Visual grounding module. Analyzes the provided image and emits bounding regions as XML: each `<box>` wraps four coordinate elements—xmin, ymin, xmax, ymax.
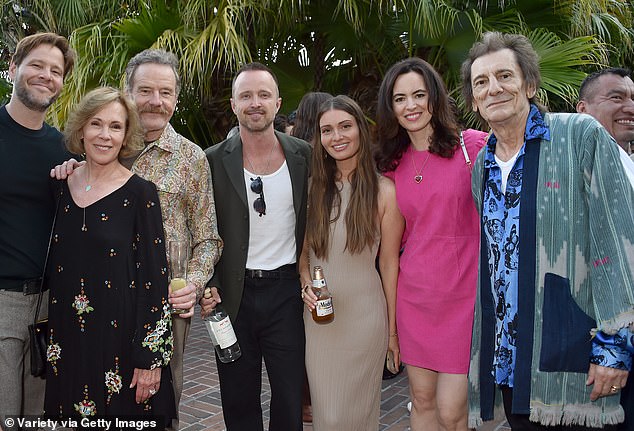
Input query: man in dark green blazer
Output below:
<box><xmin>203</xmin><ymin>62</ymin><xmax>311</xmax><ymax>431</ymax></box>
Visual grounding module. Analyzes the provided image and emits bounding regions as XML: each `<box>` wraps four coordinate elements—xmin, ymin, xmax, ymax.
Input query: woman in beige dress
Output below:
<box><xmin>300</xmin><ymin>95</ymin><xmax>404</xmax><ymax>430</ymax></box>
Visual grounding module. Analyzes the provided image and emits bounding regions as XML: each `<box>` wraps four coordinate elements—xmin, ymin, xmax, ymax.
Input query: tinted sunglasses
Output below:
<box><xmin>250</xmin><ymin>176</ymin><xmax>266</xmax><ymax>217</ymax></box>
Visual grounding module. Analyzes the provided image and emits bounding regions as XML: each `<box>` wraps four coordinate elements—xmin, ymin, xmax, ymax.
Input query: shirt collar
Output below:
<box><xmin>143</xmin><ymin>123</ymin><xmax>179</xmax><ymax>154</ymax></box>
<box><xmin>484</xmin><ymin>104</ymin><xmax>550</xmax><ymax>164</ymax></box>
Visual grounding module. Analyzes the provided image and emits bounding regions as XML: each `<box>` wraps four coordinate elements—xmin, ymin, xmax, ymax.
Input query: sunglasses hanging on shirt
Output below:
<box><xmin>250</xmin><ymin>176</ymin><xmax>266</xmax><ymax>217</ymax></box>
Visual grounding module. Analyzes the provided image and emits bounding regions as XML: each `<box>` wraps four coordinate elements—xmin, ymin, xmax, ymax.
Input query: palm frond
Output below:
<box><xmin>529</xmin><ymin>28</ymin><xmax>603</xmax><ymax>108</ymax></box>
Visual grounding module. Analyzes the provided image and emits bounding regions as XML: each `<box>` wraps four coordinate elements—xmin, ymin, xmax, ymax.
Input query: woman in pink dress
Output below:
<box><xmin>375</xmin><ymin>57</ymin><xmax>487</xmax><ymax>431</ymax></box>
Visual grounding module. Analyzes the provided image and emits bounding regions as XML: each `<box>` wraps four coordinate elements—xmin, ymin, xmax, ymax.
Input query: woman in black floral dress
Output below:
<box><xmin>44</xmin><ymin>87</ymin><xmax>175</xmax><ymax>425</ymax></box>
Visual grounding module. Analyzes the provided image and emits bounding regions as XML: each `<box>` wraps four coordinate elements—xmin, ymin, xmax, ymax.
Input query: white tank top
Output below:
<box><xmin>244</xmin><ymin>161</ymin><xmax>296</xmax><ymax>269</ymax></box>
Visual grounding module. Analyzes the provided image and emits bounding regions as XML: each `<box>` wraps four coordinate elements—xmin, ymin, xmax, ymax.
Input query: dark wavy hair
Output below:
<box><xmin>375</xmin><ymin>57</ymin><xmax>459</xmax><ymax>173</ymax></box>
<box><xmin>308</xmin><ymin>95</ymin><xmax>378</xmax><ymax>259</ymax></box>
<box><xmin>291</xmin><ymin>92</ymin><xmax>333</xmax><ymax>145</ymax></box>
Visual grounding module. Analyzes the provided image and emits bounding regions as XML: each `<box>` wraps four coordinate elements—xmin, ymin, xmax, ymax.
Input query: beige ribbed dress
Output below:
<box><xmin>304</xmin><ymin>181</ymin><xmax>388</xmax><ymax>431</ymax></box>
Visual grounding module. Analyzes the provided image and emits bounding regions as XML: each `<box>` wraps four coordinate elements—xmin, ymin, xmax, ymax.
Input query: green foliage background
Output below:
<box><xmin>1</xmin><ymin>0</ymin><xmax>632</xmax><ymax>148</ymax></box>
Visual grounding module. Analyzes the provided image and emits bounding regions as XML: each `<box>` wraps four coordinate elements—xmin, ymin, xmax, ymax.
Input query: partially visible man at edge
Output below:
<box><xmin>0</xmin><ymin>32</ymin><xmax>75</xmax><ymax>427</ymax></box>
<box><xmin>462</xmin><ymin>32</ymin><xmax>634</xmax><ymax>430</ymax></box>
<box><xmin>577</xmin><ymin>67</ymin><xmax>634</xmax><ymax>188</ymax></box>
<box><xmin>202</xmin><ymin>62</ymin><xmax>311</xmax><ymax>431</ymax></box>
<box><xmin>53</xmin><ymin>49</ymin><xmax>223</xmax><ymax>430</ymax></box>
<box><xmin>577</xmin><ymin>67</ymin><xmax>634</xmax><ymax>431</ymax></box>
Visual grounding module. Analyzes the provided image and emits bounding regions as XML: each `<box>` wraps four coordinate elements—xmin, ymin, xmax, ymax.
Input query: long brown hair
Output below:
<box><xmin>375</xmin><ymin>57</ymin><xmax>459</xmax><ymax>173</ymax></box>
<box><xmin>308</xmin><ymin>95</ymin><xmax>378</xmax><ymax>259</ymax></box>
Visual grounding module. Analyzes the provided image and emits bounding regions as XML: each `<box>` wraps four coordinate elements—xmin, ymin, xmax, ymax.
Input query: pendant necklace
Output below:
<box><xmin>84</xmin><ymin>166</ymin><xmax>93</xmax><ymax>192</ymax></box>
<box><xmin>411</xmin><ymin>150</ymin><xmax>431</xmax><ymax>184</ymax></box>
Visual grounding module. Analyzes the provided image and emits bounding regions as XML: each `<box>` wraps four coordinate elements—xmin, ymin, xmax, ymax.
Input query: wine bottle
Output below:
<box><xmin>311</xmin><ymin>265</ymin><xmax>334</xmax><ymax>323</ymax></box>
<box><xmin>203</xmin><ymin>304</ymin><xmax>242</xmax><ymax>363</ymax></box>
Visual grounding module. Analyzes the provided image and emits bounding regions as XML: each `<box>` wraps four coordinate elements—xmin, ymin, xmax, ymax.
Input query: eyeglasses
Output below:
<box><xmin>250</xmin><ymin>176</ymin><xmax>266</xmax><ymax>217</ymax></box>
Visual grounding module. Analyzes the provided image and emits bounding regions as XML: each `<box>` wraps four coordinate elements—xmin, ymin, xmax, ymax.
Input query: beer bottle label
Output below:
<box><xmin>315</xmin><ymin>297</ymin><xmax>333</xmax><ymax>317</ymax></box>
<box><xmin>312</xmin><ymin>278</ymin><xmax>326</xmax><ymax>288</ymax></box>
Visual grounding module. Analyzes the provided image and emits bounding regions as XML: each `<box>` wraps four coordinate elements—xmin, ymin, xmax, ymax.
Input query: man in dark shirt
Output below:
<box><xmin>0</xmin><ymin>33</ymin><xmax>75</xmax><ymax>424</ymax></box>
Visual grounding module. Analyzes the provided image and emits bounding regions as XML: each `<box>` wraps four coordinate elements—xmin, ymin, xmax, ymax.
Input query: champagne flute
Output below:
<box><xmin>169</xmin><ymin>240</ymin><xmax>189</xmax><ymax>314</ymax></box>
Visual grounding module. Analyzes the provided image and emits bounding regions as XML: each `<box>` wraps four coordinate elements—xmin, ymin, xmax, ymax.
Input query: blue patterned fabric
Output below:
<box><xmin>591</xmin><ymin>328</ymin><xmax>633</xmax><ymax>370</ymax></box>
<box><xmin>481</xmin><ymin>105</ymin><xmax>550</xmax><ymax>386</ymax></box>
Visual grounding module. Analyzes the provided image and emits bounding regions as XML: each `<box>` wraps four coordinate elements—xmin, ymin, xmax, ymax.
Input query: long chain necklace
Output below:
<box><xmin>244</xmin><ymin>140</ymin><xmax>276</xmax><ymax>176</ymax></box>
<box><xmin>411</xmin><ymin>150</ymin><xmax>431</xmax><ymax>184</ymax></box>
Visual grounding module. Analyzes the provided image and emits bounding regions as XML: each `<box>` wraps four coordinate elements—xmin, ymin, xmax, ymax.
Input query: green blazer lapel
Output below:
<box><xmin>222</xmin><ymin>135</ymin><xmax>248</xmax><ymax>210</ymax></box>
<box><xmin>279</xmin><ymin>134</ymin><xmax>308</xmax><ymax>217</ymax></box>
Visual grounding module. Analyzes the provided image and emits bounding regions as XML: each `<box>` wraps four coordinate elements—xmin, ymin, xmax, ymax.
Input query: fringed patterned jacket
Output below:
<box><xmin>469</xmin><ymin>111</ymin><xmax>634</xmax><ymax>428</ymax></box>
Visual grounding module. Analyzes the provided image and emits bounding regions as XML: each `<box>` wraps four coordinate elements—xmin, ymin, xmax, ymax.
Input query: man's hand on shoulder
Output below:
<box><xmin>50</xmin><ymin>158</ymin><xmax>84</xmax><ymax>179</ymax></box>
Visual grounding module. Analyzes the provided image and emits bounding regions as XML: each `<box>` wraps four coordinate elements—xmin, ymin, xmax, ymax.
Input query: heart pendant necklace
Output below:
<box><xmin>411</xmin><ymin>151</ymin><xmax>431</xmax><ymax>184</ymax></box>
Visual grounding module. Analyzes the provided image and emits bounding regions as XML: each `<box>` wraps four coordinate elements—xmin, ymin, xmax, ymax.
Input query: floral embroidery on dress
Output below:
<box><xmin>105</xmin><ymin>357</ymin><xmax>122</xmax><ymax>405</ymax></box>
<box><xmin>73</xmin><ymin>293</ymin><xmax>93</xmax><ymax>315</ymax></box>
<box><xmin>141</xmin><ymin>301</ymin><xmax>173</xmax><ymax>368</ymax></box>
<box><xmin>74</xmin><ymin>385</ymin><xmax>96</xmax><ymax>416</ymax></box>
<box><xmin>73</xmin><ymin>278</ymin><xmax>94</xmax><ymax>331</ymax></box>
<box><xmin>47</xmin><ymin>330</ymin><xmax>61</xmax><ymax>376</ymax></box>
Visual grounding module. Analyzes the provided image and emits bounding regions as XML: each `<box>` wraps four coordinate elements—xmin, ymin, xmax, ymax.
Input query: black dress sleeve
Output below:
<box><xmin>130</xmin><ymin>176</ymin><xmax>174</xmax><ymax>370</ymax></box>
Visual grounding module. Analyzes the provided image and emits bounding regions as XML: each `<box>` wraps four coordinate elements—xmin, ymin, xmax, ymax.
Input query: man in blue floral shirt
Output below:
<box><xmin>462</xmin><ymin>32</ymin><xmax>634</xmax><ymax>430</ymax></box>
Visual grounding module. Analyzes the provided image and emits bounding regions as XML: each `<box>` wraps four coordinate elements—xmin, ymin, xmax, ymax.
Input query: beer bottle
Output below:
<box><xmin>311</xmin><ymin>266</ymin><xmax>334</xmax><ymax>323</ymax></box>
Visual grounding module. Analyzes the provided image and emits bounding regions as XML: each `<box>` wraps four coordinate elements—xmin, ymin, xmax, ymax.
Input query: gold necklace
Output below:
<box><xmin>411</xmin><ymin>151</ymin><xmax>431</xmax><ymax>184</ymax></box>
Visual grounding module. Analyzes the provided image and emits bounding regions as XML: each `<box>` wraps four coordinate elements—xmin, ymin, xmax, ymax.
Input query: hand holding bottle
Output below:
<box><xmin>200</xmin><ymin>286</ymin><xmax>222</xmax><ymax>317</ymax></box>
<box><xmin>309</xmin><ymin>266</ymin><xmax>334</xmax><ymax>323</ymax></box>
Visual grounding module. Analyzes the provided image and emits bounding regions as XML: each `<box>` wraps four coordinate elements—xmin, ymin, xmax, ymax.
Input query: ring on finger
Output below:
<box><xmin>149</xmin><ymin>388</ymin><xmax>157</xmax><ymax>395</ymax></box>
<box><xmin>610</xmin><ymin>385</ymin><xmax>620</xmax><ymax>392</ymax></box>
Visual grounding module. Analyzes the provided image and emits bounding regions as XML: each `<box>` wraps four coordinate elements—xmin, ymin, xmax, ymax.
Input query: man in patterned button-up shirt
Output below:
<box><xmin>124</xmin><ymin>49</ymin><xmax>222</xmax><ymax>430</ymax></box>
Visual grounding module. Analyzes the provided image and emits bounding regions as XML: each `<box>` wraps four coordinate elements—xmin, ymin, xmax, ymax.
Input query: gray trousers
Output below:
<box><xmin>0</xmin><ymin>290</ymin><xmax>48</xmax><ymax>426</ymax></box>
<box><xmin>167</xmin><ymin>315</ymin><xmax>191</xmax><ymax>431</ymax></box>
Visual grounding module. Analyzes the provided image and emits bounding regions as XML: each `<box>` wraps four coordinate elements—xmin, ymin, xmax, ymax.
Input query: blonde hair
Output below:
<box><xmin>64</xmin><ymin>87</ymin><xmax>144</xmax><ymax>159</ymax></box>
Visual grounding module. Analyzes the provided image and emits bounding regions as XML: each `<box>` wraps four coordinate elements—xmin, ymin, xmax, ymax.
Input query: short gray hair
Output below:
<box><xmin>125</xmin><ymin>49</ymin><xmax>181</xmax><ymax>96</ymax></box>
